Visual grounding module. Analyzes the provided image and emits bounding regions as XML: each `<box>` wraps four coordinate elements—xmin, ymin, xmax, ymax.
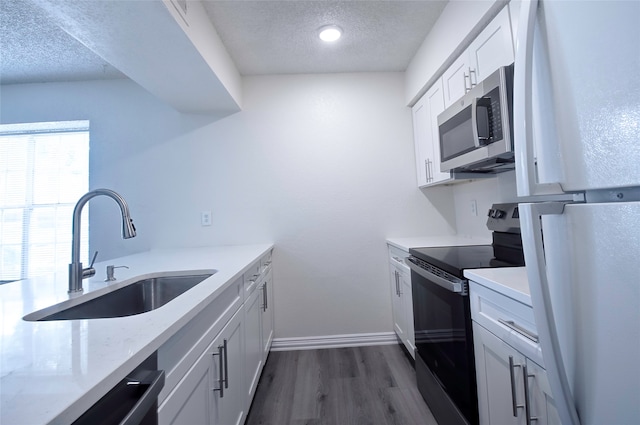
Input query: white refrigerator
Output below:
<box><xmin>514</xmin><ymin>1</ymin><xmax>640</xmax><ymax>425</ymax></box>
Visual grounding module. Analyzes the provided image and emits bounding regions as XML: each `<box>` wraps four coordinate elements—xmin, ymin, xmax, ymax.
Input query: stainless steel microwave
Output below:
<box><xmin>438</xmin><ymin>64</ymin><xmax>514</xmax><ymax>173</ymax></box>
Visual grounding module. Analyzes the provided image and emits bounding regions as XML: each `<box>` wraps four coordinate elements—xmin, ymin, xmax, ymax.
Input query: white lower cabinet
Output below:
<box><xmin>473</xmin><ymin>323</ymin><xmax>559</xmax><ymax>425</ymax></box>
<box><xmin>213</xmin><ymin>309</ymin><xmax>245</xmax><ymax>425</ymax></box>
<box><xmin>260</xmin><ymin>268</ymin><xmax>274</xmax><ymax>360</ymax></box>
<box><xmin>158</xmin><ymin>250</ymin><xmax>274</xmax><ymax>425</ymax></box>
<box><xmin>159</xmin><ymin>342</ymin><xmax>215</xmax><ymax>424</ymax></box>
<box><xmin>388</xmin><ymin>244</ymin><xmax>414</xmax><ymax>358</ymax></box>
<box><xmin>244</xmin><ymin>277</ymin><xmax>264</xmax><ymax>404</ymax></box>
<box><xmin>470</xmin><ymin>281</ymin><xmax>559</xmax><ymax>425</ymax></box>
<box><xmin>159</xmin><ymin>308</ymin><xmax>244</xmax><ymax>425</ymax></box>
<box><xmin>245</xmin><ymin>264</ymin><xmax>274</xmax><ymax>408</ymax></box>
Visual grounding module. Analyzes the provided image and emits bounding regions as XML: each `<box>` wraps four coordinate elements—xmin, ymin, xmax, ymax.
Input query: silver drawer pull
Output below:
<box><xmin>523</xmin><ymin>364</ymin><xmax>538</xmax><ymax>425</ymax></box>
<box><xmin>508</xmin><ymin>356</ymin><xmax>523</xmax><ymax>417</ymax></box>
<box><xmin>499</xmin><ymin>318</ymin><xmax>539</xmax><ymax>343</ymax></box>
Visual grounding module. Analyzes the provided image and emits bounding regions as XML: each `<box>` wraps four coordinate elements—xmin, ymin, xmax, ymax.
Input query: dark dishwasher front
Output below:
<box><xmin>73</xmin><ymin>352</ymin><xmax>165</xmax><ymax>425</ymax></box>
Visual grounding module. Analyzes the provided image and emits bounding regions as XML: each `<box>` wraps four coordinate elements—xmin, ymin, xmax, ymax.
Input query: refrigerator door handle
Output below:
<box><xmin>514</xmin><ymin>0</ymin><xmax>564</xmax><ymax>197</ymax></box>
<box><xmin>520</xmin><ymin>202</ymin><xmax>580</xmax><ymax>425</ymax></box>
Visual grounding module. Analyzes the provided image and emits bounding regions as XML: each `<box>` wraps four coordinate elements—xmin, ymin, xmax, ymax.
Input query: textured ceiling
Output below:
<box><xmin>0</xmin><ymin>0</ymin><xmax>447</xmax><ymax>84</ymax></box>
<box><xmin>0</xmin><ymin>0</ymin><xmax>126</xmax><ymax>85</ymax></box>
<box><xmin>202</xmin><ymin>0</ymin><xmax>448</xmax><ymax>75</ymax></box>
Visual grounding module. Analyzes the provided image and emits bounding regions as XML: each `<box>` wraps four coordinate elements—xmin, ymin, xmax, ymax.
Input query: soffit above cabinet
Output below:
<box><xmin>3</xmin><ymin>0</ymin><xmax>241</xmax><ymax>116</ymax></box>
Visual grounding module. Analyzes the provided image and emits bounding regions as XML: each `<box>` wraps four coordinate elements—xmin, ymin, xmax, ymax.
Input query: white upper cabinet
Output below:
<box><xmin>467</xmin><ymin>6</ymin><xmax>515</xmax><ymax>82</ymax></box>
<box><xmin>412</xmin><ymin>94</ymin><xmax>430</xmax><ymax>187</ymax></box>
<box><xmin>442</xmin><ymin>53</ymin><xmax>473</xmax><ymax>110</ymax></box>
<box><xmin>443</xmin><ymin>6</ymin><xmax>515</xmax><ymax>108</ymax></box>
<box><xmin>412</xmin><ymin>78</ymin><xmax>452</xmax><ymax>187</ymax></box>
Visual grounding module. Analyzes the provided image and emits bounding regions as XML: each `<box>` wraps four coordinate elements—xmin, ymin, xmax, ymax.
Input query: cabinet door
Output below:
<box><xmin>158</xmin><ymin>343</ymin><xmax>214</xmax><ymax>425</ymax></box>
<box><xmin>424</xmin><ymin>80</ymin><xmax>450</xmax><ymax>184</ymax></box>
<box><xmin>389</xmin><ymin>263</ymin><xmax>406</xmax><ymax>343</ymax></box>
<box><xmin>398</xmin><ymin>265</ymin><xmax>415</xmax><ymax>358</ymax></box>
<box><xmin>525</xmin><ymin>359</ymin><xmax>561</xmax><ymax>425</ymax></box>
<box><xmin>473</xmin><ymin>323</ymin><xmax>526</xmax><ymax>425</ymax></box>
<box><xmin>412</xmin><ymin>95</ymin><xmax>430</xmax><ymax>187</ymax></box>
<box><xmin>467</xmin><ymin>6</ymin><xmax>514</xmax><ymax>82</ymax></box>
<box><xmin>261</xmin><ymin>268</ymin><xmax>274</xmax><ymax>361</ymax></box>
<box><xmin>412</xmin><ymin>79</ymin><xmax>451</xmax><ymax>187</ymax></box>
<box><xmin>442</xmin><ymin>53</ymin><xmax>470</xmax><ymax>108</ymax></box>
<box><xmin>244</xmin><ymin>282</ymin><xmax>263</xmax><ymax>406</ymax></box>
<box><xmin>212</xmin><ymin>309</ymin><xmax>245</xmax><ymax>425</ymax></box>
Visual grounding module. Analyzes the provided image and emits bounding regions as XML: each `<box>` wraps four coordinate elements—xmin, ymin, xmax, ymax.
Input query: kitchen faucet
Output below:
<box><xmin>68</xmin><ymin>189</ymin><xmax>136</xmax><ymax>293</ymax></box>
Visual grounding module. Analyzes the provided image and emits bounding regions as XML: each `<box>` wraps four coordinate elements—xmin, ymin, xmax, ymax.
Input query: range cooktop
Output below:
<box><xmin>409</xmin><ymin>245</ymin><xmax>524</xmax><ymax>279</ymax></box>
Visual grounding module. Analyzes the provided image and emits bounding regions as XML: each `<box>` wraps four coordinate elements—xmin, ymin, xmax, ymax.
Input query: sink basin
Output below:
<box><xmin>24</xmin><ymin>272</ymin><xmax>214</xmax><ymax>321</ymax></box>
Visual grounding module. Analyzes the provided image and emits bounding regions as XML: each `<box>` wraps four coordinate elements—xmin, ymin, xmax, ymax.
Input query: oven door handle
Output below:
<box><xmin>406</xmin><ymin>257</ymin><xmax>463</xmax><ymax>293</ymax></box>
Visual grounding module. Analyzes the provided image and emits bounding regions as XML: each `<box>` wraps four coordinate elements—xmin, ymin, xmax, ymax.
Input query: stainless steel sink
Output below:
<box><xmin>24</xmin><ymin>273</ymin><xmax>214</xmax><ymax>321</ymax></box>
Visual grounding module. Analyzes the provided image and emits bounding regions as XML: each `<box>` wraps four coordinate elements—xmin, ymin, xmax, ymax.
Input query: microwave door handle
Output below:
<box><xmin>472</xmin><ymin>97</ymin><xmax>492</xmax><ymax>147</ymax></box>
<box><xmin>471</xmin><ymin>97</ymin><xmax>482</xmax><ymax>148</ymax></box>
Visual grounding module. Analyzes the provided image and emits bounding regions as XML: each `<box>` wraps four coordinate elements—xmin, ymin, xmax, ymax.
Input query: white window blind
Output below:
<box><xmin>0</xmin><ymin>121</ymin><xmax>89</xmax><ymax>282</ymax></box>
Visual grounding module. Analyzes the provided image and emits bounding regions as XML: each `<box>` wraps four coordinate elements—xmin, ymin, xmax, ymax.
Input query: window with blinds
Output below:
<box><xmin>0</xmin><ymin>121</ymin><xmax>89</xmax><ymax>282</ymax></box>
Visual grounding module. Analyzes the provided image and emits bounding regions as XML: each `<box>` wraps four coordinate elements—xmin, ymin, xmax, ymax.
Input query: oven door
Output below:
<box><xmin>408</xmin><ymin>258</ymin><xmax>478</xmax><ymax>425</ymax></box>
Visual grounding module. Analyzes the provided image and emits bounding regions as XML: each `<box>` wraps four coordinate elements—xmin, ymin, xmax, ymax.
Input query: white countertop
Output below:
<box><xmin>386</xmin><ymin>235</ymin><xmax>492</xmax><ymax>252</ymax></box>
<box><xmin>464</xmin><ymin>267</ymin><xmax>531</xmax><ymax>306</ymax></box>
<box><xmin>0</xmin><ymin>243</ymin><xmax>273</xmax><ymax>425</ymax></box>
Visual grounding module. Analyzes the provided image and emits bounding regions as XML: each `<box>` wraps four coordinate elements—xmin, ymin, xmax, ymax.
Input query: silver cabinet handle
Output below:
<box><xmin>509</xmin><ymin>356</ymin><xmax>524</xmax><ymax>417</ymax></box>
<box><xmin>213</xmin><ymin>344</ymin><xmax>225</xmax><ymax>397</ymax></box>
<box><xmin>464</xmin><ymin>72</ymin><xmax>471</xmax><ymax>92</ymax></box>
<box><xmin>523</xmin><ymin>364</ymin><xmax>538</xmax><ymax>425</ymax></box>
<box><xmin>262</xmin><ymin>283</ymin><xmax>268</xmax><ymax>312</ymax></box>
<box><xmin>469</xmin><ymin>67</ymin><xmax>477</xmax><ymax>87</ymax></box>
<box><xmin>394</xmin><ymin>270</ymin><xmax>400</xmax><ymax>296</ymax></box>
<box><xmin>424</xmin><ymin>159</ymin><xmax>429</xmax><ymax>183</ymax></box>
<box><xmin>223</xmin><ymin>339</ymin><xmax>229</xmax><ymax>389</ymax></box>
<box><xmin>499</xmin><ymin>319</ymin><xmax>539</xmax><ymax>343</ymax></box>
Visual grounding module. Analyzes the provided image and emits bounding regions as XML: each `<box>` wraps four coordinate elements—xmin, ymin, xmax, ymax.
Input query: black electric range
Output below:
<box><xmin>406</xmin><ymin>203</ymin><xmax>524</xmax><ymax>425</ymax></box>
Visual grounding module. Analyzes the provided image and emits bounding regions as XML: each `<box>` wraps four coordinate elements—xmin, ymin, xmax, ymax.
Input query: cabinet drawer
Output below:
<box><xmin>470</xmin><ymin>281</ymin><xmax>543</xmax><ymax>365</ymax></box>
<box><xmin>260</xmin><ymin>249</ymin><xmax>273</xmax><ymax>269</ymax></box>
<box><xmin>244</xmin><ymin>261</ymin><xmax>262</xmax><ymax>296</ymax></box>
<box><xmin>388</xmin><ymin>245</ymin><xmax>409</xmax><ymax>264</ymax></box>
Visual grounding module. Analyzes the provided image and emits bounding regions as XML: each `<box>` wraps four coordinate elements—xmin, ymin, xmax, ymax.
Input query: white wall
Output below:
<box><xmin>451</xmin><ymin>172</ymin><xmax>518</xmax><ymax>238</ymax></box>
<box><xmin>0</xmin><ymin>80</ymin><xmax>215</xmax><ymax>257</ymax></box>
<box><xmin>1</xmin><ymin>73</ymin><xmax>456</xmax><ymax>339</ymax></box>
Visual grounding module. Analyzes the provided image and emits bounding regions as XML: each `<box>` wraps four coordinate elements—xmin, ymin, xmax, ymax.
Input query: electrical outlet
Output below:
<box><xmin>470</xmin><ymin>200</ymin><xmax>478</xmax><ymax>216</ymax></box>
<box><xmin>201</xmin><ymin>211</ymin><xmax>212</xmax><ymax>226</ymax></box>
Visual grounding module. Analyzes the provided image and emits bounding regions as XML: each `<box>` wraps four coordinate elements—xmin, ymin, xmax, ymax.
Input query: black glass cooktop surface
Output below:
<box><xmin>409</xmin><ymin>245</ymin><xmax>522</xmax><ymax>279</ymax></box>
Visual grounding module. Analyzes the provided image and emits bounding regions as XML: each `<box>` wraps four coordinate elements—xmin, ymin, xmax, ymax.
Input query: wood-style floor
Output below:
<box><xmin>246</xmin><ymin>344</ymin><xmax>438</xmax><ymax>425</ymax></box>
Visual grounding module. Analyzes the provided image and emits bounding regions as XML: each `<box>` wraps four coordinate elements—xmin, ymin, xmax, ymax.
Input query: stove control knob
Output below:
<box><xmin>492</xmin><ymin>209</ymin><xmax>506</xmax><ymax>219</ymax></box>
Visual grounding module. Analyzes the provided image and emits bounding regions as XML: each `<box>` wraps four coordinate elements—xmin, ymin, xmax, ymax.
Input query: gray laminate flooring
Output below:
<box><xmin>246</xmin><ymin>344</ymin><xmax>438</xmax><ymax>425</ymax></box>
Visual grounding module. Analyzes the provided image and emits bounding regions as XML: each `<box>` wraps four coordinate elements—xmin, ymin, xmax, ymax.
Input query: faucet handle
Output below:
<box><xmin>105</xmin><ymin>265</ymin><xmax>129</xmax><ymax>282</ymax></box>
<box><xmin>89</xmin><ymin>251</ymin><xmax>98</xmax><ymax>267</ymax></box>
<box><xmin>81</xmin><ymin>251</ymin><xmax>99</xmax><ymax>279</ymax></box>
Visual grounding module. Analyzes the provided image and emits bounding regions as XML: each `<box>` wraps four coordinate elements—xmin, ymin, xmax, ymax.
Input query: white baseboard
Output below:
<box><xmin>270</xmin><ymin>332</ymin><xmax>398</xmax><ymax>351</ymax></box>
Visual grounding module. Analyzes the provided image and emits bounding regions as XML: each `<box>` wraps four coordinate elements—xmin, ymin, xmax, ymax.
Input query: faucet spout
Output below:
<box><xmin>69</xmin><ymin>189</ymin><xmax>136</xmax><ymax>293</ymax></box>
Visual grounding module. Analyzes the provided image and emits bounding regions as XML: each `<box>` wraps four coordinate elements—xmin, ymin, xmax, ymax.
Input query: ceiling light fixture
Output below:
<box><xmin>318</xmin><ymin>25</ymin><xmax>342</xmax><ymax>42</ymax></box>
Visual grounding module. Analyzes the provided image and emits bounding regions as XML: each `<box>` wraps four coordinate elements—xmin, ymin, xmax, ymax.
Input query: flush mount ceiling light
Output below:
<box><xmin>318</xmin><ymin>25</ymin><xmax>342</xmax><ymax>42</ymax></box>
